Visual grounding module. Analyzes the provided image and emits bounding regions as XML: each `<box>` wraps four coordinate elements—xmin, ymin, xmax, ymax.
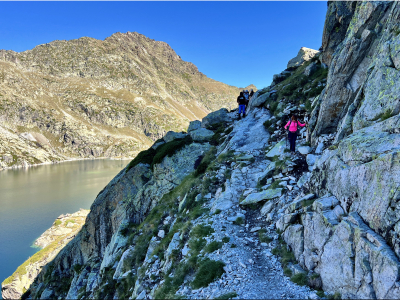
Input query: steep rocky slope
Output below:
<box><xmin>0</xmin><ymin>32</ymin><xmax>241</xmax><ymax>170</ymax></box>
<box><xmin>4</xmin><ymin>1</ymin><xmax>400</xmax><ymax>299</ymax></box>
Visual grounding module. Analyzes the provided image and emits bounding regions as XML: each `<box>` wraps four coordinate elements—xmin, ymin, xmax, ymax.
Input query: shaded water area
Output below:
<box><xmin>0</xmin><ymin>159</ymin><xmax>130</xmax><ymax>291</ymax></box>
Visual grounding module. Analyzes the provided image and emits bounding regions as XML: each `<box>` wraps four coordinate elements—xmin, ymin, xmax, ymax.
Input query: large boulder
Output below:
<box><xmin>287</xmin><ymin>47</ymin><xmax>320</xmax><ymax>69</ymax></box>
<box><xmin>241</xmin><ymin>189</ymin><xmax>282</xmax><ymax>205</ymax></box>
<box><xmin>304</xmin><ymin>62</ymin><xmax>318</xmax><ymax>76</ymax></box>
<box><xmin>298</xmin><ymin>146</ymin><xmax>312</xmax><ymax>155</ymax></box>
<box><xmin>223</xmin><ymin>108</ymin><xmax>270</xmax><ymax>152</ymax></box>
<box><xmin>266</xmin><ymin>140</ymin><xmax>286</xmax><ymax>158</ymax></box>
<box><xmin>273</xmin><ymin>71</ymin><xmax>292</xmax><ymax>84</ymax></box>
<box><xmin>250</xmin><ymin>92</ymin><xmax>269</xmax><ymax>108</ymax></box>
<box><xmin>163</xmin><ymin>131</ymin><xmax>187</xmax><ymax>143</ymax></box>
<box><xmin>201</xmin><ymin>108</ymin><xmax>230</xmax><ymax>129</ymax></box>
<box><xmin>189</xmin><ymin>128</ymin><xmax>214</xmax><ymax>142</ymax></box>
<box><xmin>188</xmin><ymin>120</ymin><xmax>201</xmax><ymax>132</ymax></box>
<box><xmin>281</xmin><ymin>190</ymin><xmax>400</xmax><ymax>299</ymax></box>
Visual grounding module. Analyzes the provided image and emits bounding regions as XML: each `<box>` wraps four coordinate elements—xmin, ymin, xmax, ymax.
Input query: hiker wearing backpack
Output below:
<box><xmin>237</xmin><ymin>92</ymin><xmax>247</xmax><ymax>118</ymax></box>
<box><xmin>284</xmin><ymin>115</ymin><xmax>307</xmax><ymax>153</ymax></box>
<box><xmin>243</xmin><ymin>90</ymin><xmax>250</xmax><ymax>109</ymax></box>
<box><xmin>249</xmin><ymin>89</ymin><xmax>254</xmax><ymax>99</ymax></box>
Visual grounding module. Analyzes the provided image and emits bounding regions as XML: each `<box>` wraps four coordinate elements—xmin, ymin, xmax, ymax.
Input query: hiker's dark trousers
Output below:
<box><xmin>288</xmin><ymin>131</ymin><xmax>297</xmax><ymax>152</ymax></box>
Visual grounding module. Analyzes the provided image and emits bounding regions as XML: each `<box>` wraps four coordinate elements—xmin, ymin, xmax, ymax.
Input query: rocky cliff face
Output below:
<box><xmin>4</xmin><ymin>1</ymin><xmax>400</xmax><ymax>299</ymax></box>
<box><xmin>282</xmin><ymin>2</ymin><xmax>400</xmax><ymax>298</ymax></box>
<box><xmin>0</xmin><ymin>32</ymin><xmax>241</xmax><ymax>171</ymax></box>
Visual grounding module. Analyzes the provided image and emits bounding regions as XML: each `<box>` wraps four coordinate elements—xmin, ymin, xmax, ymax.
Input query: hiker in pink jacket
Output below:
<box><xmin>284</xmin><ymin>115</ymin><xmax>307</xmax><ymax>153</ymax></box>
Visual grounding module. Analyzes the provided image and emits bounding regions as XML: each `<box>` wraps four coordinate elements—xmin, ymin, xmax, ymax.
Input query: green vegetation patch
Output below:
<box><xmin>258</xmin><ymin>229</ymin><xmax>273</xmax><ymax>243</ymax></box>
<box><xmin>262</xmin><ymin>58</ymin><xmax>328</xmax><ymax>115</ymax></box>
<box><xmin>271</xmin><ymin>237</ymin><xmax>296</xmax><ymax>267</ymax></box>
<box><xmin>126</xmin><ymin>136</ymin><xmax>193</xmax><ymax>172</ymax></box>
<box><xmin>222</xmin><ymin>236</ymin><xmax>230</xmax><ymax>243</ymax></box>
<box><xmin>290</xmin><ymin>273</ymin><xmax>308</xmax><ymax>286</ymax></box>
<box><xmin>65</xmin><ymin>219</ymin><xmax>76</xmax><ymax>226</ymax></box>
<box><xmin>233</xmin><ymin>217</ymin><xmax>244</xmax><ymax>226</ymax></box>
<box><xmin>126</xmin><ymin>147</ymin><xmax>156</xmax><ymax>172</ymax></box>
<box><xmin>215</xmin><ymin>292</ymin><xmax>238</xmax><ymax>299</ymax></box>
<box><xmin>189</xmin><ymin>237</ymin><xmax>207</xmax><ymax>253</ymax></box>
<box><xmin>208</xmin><ymin>122</ymin><xmax>231</xmax><ymax>146</ymax></box>
<box><xmin>224</xmin><ymin>168</ymin><xmax>232</xmax><ymax>180</ymax></box>
<box><xmin>283</xmin><ymin>267</ymin><xmax>293</xmax><ymax>277</ymax></box>
<box><xmin>152</xmin><ymin>136</ymin><xmax>193</xmax><ymax>167</ymax></box>
<box><xmin>269</xmin><ymin>179</ymin><xmax>282</xmax><ymax>190</ymax></box>
<box><xmin>131</xmin><ymin>234</ymin><xmax>153</xmax><ymax>267</ymax></box>
<box><xmin>190</xmin><ymin>224</ymin><xmax>214</xmax><ymax>239</ymax></box>
<box><xmin>73</xmin><ymin>264</ymin><xmax>83</xmax><ymax>274</ymax></box>
<box><xmin>194</xmin><ymin>146</ymin><xmax>217</xmax><ymax>177</ymax></box>
<box><xmin>328</xmin><ymin>144</ymin><xmax>338</xmax><ymax>150</ymax></box>
<box><xmin>154</xmin><ymin>225</ymin><xmax>221</xmax><ymax>298</ymax></box>
<box><xmin>216</xmin><ymin>150</ymin><xmax>236</xmax><ymax>164</ymax></box>
<box><xmin>317</xmin><ymin>290</ymin><xmax>326</xmax><ymax>298</ymax></box>
<box><xmin>54</xmin><ymin>219</ymin><xmax>62</xmax><ymax>226</ymax></box>
<box><xmin>204</xmin><ymin>241</ymin><xmax>223</xmax><ymax>253</ymax></box>
<box><xmin>191</xmin><ymin>258</ymin><xmax>225</xmax><ymax>289</ymax></box>
<box><xmin>371</xmin><ymin>110</ymin><xmax>396</xmax><ymax>122</ymax></box>
<box><xmin>328</xmin><ymin>292</ymin><xmax>342</xmax><ymax>300</ymax></box>
<box><xmin>154</xmin><ymin>261</ymin><xmax>193</xmax><ymax>299</ymax></box>
<box><xmin>263</xmin><ymin>119</ymin><xmax>276</xmax><ymax>134</ymax></box>
<box><xmin>116</xmin><ymin>272</ymin><xmax>137</xmax><ymax>299</ymax></box>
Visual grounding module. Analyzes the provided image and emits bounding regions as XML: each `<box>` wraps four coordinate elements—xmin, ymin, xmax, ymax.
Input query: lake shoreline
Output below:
<box><xmin>1</xmin><ymin>209</ymin><xmax>90</xmax><ymax>299</ymax></box>
<box><xmin>0</xmin><ymin>159</ymin><xmax>129</xmax><ymax>296</ymax></box>
<box><xmin>0</xmin><ymin>156</ymin><xmax>133</xmax><ymax>172</ymax></box>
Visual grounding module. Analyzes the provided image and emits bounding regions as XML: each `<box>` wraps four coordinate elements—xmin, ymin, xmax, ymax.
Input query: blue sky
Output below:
<box><xmin>0</xmin><ymin>1</ymin><xmax>327</xmax><ymax>89</ymax></box>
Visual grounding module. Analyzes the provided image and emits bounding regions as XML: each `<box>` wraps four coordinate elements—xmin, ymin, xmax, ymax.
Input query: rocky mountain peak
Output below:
<box><xmin>239</xmin><ymin>84</ymin><xmax>257</xmax><ymax>91</ymax></box>
<box><xmin>287</xmin><ymin>47</ymin><xmax>320</xmax><ymax>69</ymax></box>
<box><xmin>0</xmin><ymin>31</ymin><xmax>239</xmax><ymax>171</ymax></box>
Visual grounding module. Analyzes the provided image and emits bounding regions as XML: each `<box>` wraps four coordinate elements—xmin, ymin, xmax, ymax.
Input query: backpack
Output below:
<box><xmin>287</xmin><ymin>120</ymin><xmax>301</xmax><ymax>135</ymax></box>
<box><xmin>238</xmin><ymin>96</ymin><xmax>246</xmax><ymax>105</ymax></box>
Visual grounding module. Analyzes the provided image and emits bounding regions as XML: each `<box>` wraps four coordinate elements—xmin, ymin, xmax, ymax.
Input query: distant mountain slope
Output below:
<box><xmin>0</xmin><ymin>32</ymin><xmax>244</xmax><ymax>169</ymax></box>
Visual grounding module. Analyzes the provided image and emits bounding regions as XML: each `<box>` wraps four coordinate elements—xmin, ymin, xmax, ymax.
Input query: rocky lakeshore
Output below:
<box><xmin>1</xmin><ymin>209</ymin><xmax>89</xmax><ymax>299</ymax></box>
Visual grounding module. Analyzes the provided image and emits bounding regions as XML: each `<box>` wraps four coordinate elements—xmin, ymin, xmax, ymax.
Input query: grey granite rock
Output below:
<box><xmin>202</xmin><ymin>108</ymin><xmax>230</xmax><ymax>129</ymax></box>
<box><xmin>189</xmin><ymin>128</ymin><xmax>214</xmax><ymax>142</ymax></box>
<box><xmin>163</xmin><ymin>131</ymin><xmax>187</xmax><ymax>143</ymax></box>
<box><xmin>241</xmin><ymin>189</ymin><xmax>282</xmax><ymax>205</ymax></box>
<box><xmin>188</xmin><ymin>120</ymin><xmax>202</xmax><ymax>132</ymax></box>
<box><xmin>287</xmin><ymin>47</ymin><xmax>319</xmax><ymax>69</ymax></box>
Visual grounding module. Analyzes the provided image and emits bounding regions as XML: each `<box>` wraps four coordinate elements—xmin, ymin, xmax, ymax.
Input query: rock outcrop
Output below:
<box><xmin>287</xmin><ymin>47</ymin><xmax>320</xmax><ymax>69</ymax></box>
<box><xmin>279</xmin><ymin>2</ymin><xmax>400</xmax><ymax>299</ymax></box>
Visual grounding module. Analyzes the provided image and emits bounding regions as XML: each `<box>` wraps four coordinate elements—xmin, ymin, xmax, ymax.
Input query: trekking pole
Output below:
<box><xmin>286</xmin><ymin>130</ymin><xmax>288</xmax><ymax>149</ymax></box>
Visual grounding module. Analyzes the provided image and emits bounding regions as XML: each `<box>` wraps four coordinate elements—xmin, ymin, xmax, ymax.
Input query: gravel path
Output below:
<box><xmin>176</xmin><ymin>110</ymin><xmax>317</xmax><ymax>299</ymax></box>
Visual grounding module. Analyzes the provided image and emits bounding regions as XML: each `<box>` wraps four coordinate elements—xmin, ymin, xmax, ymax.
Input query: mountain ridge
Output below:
<box><xmin>0</xmin><ymin>31</ymin><xmax>252</xmax><ymax>171</ymax></box>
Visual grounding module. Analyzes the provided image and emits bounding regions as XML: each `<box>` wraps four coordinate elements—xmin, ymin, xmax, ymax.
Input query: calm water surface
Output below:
<box><xmin>0</xmin><ymin>159</ymin><xmax>129</xmax><ymax>289</ymax></box>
